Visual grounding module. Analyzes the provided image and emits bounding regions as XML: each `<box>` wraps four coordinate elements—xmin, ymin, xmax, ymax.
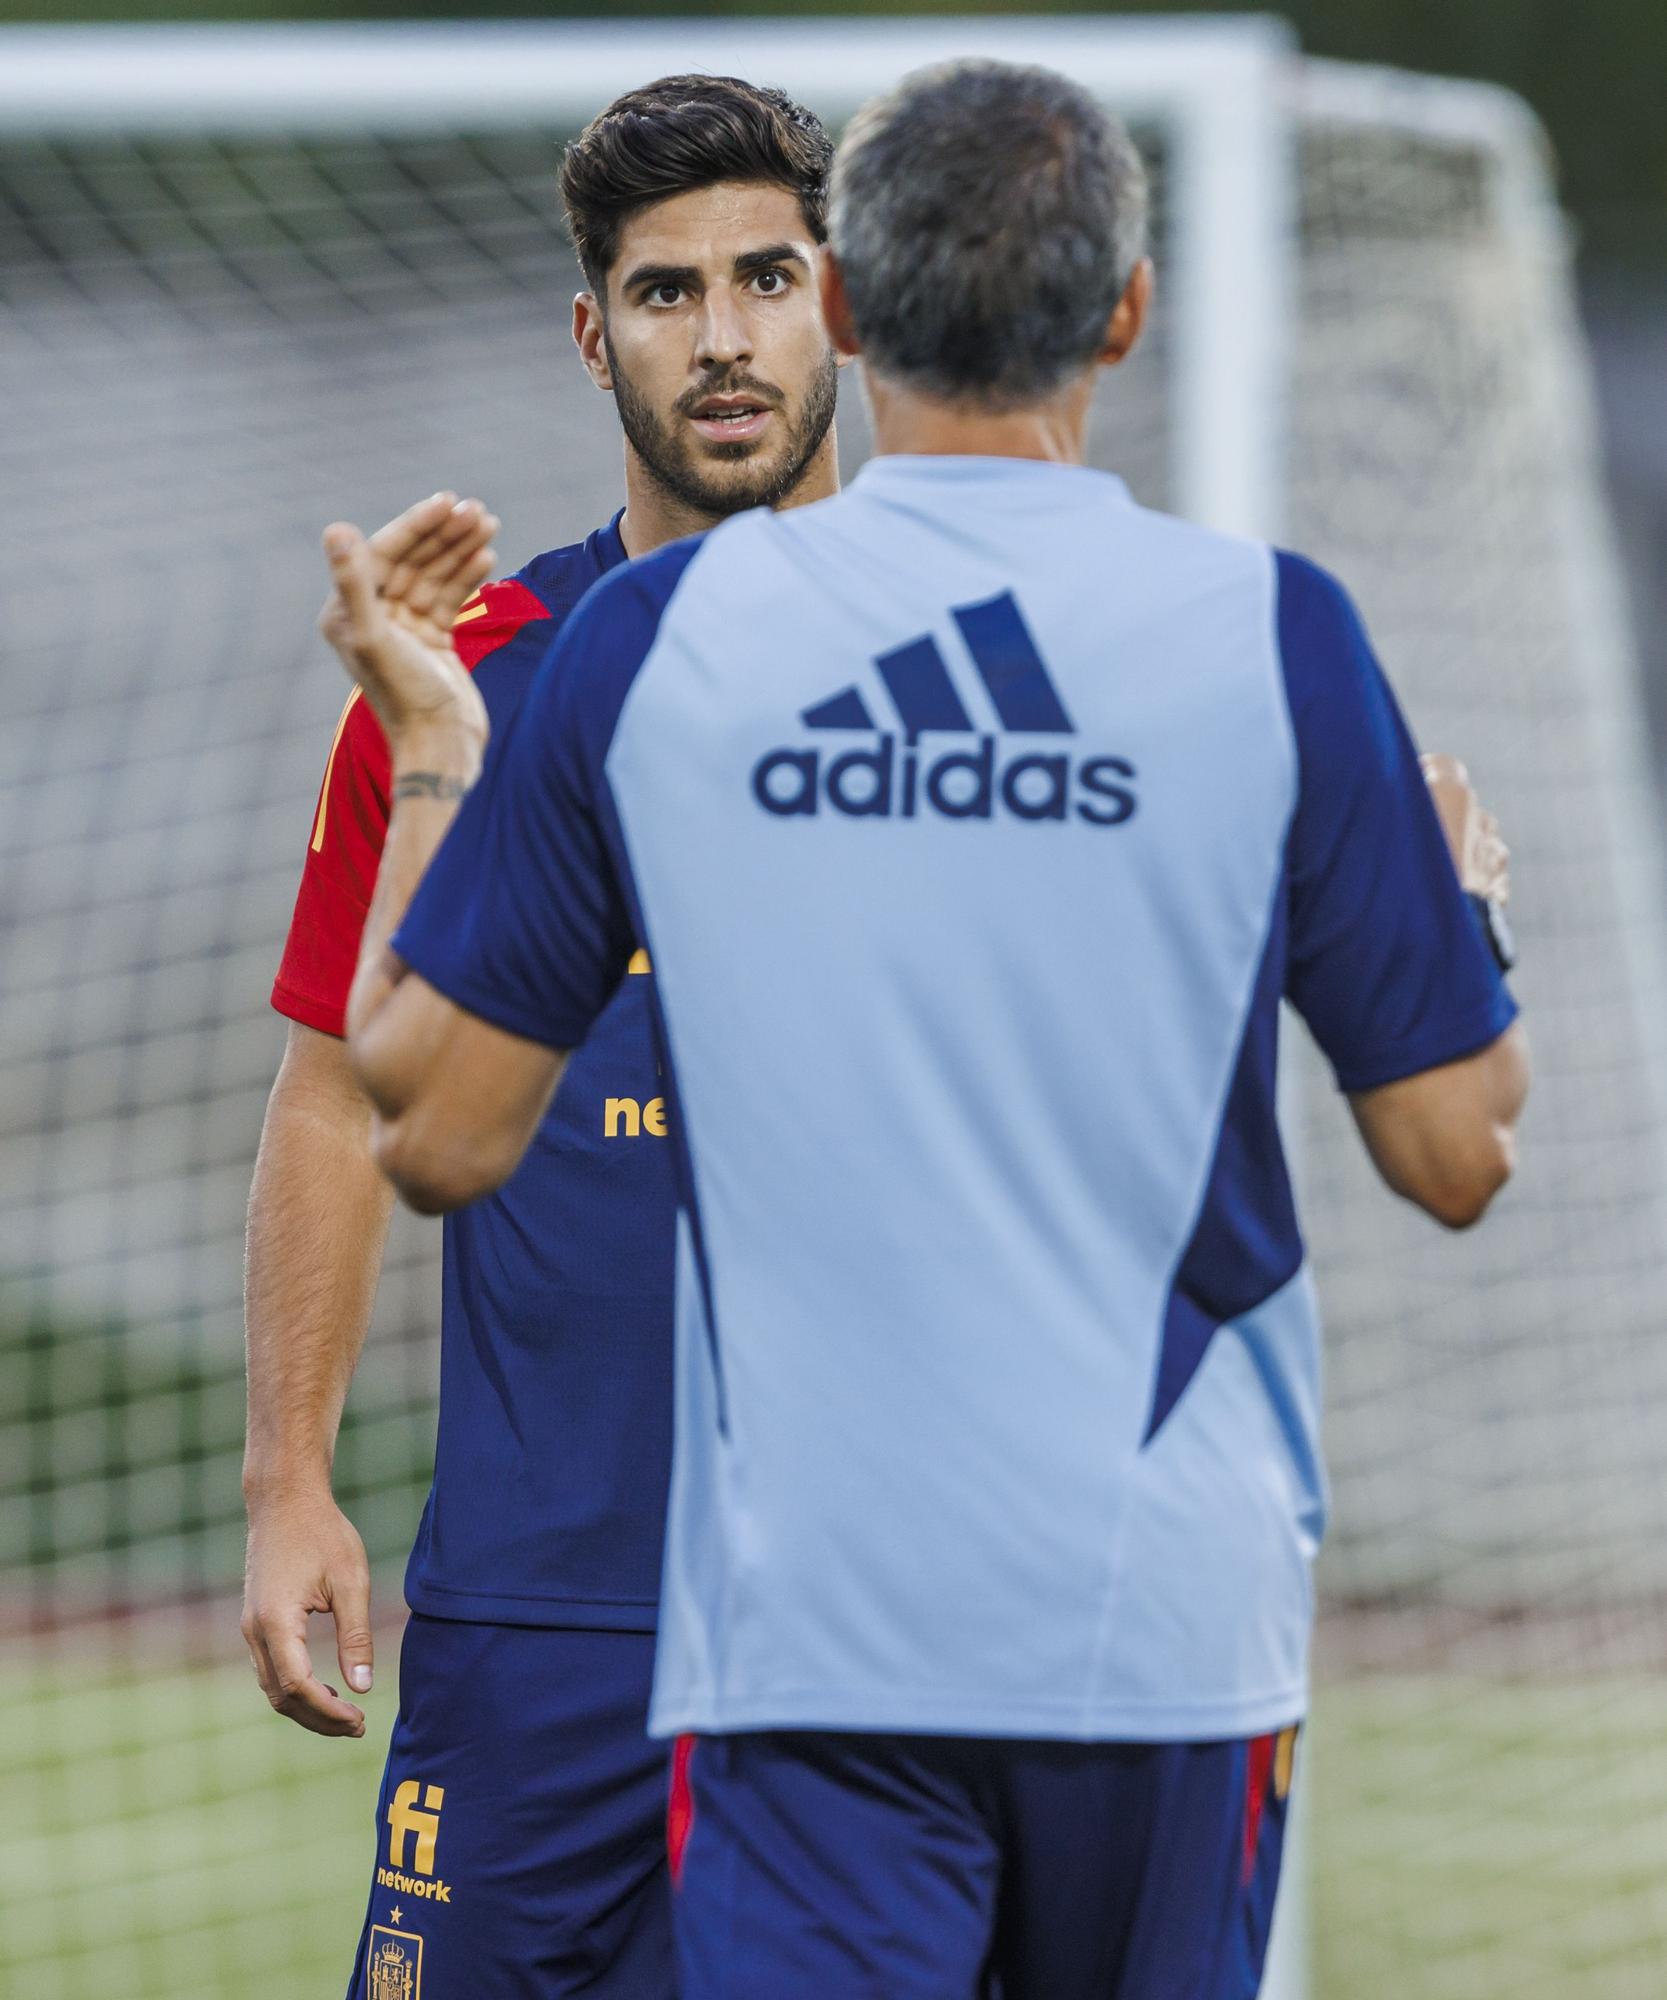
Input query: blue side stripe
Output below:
<box><xmin>877</xmin><ymin>636</ymin><xmax>974</xmax><ymax>741</ymax></box>
<box><xmin>1143</xmin><ymin>890</ymin><xmax>1303</xmax><ymax>1443</ymax></box>
<box><xmin>954</xmin><ymin>592</ymin><xmax>1075</xmax><ymax>734</ymax></box>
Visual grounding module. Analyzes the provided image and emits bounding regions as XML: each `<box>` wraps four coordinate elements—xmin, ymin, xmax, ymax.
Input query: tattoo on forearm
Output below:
<box><xmin>392</xmin><ymin>771</ymin><xmax>471</xmax><ymax>803</ymax></box>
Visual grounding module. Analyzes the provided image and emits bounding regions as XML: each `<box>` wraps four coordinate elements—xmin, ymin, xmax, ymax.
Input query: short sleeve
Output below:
<box><xmin>1278</xmin><ymin>552</ymin><xmax>1518</xmax><ymax>1093</ymax></box>
<box><xmin>271</xmin><ymin>691</ymin><xmax>391</xmax><ymax>1037</ymax></box>
<box><xmin>394</xmin><ymin>542</ymin><xmax>700</xmax><ymax>1050</ymax></box>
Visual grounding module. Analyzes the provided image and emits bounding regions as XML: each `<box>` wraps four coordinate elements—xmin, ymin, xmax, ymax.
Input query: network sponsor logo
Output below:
<box><xmin>377</xmin><ymin>1866</ymin><xmax>452</xmax><ymax>1902</ymax></box>
<box><xmin>602</xmin><ymin>953</ymin><xmax>671</xmax><ymax>1139</ymax></box>
<box><xmin>383</xmin><ymin>1779</ymin><xmax>451</xmax><ymax>1900</ymax></box>
<box><xmin>751</xmin><ymin>591</ymin><xmax>1138</xmax><ymax>826</ymax></box>
<box><xmin>604</xmin><ymin>1096</ymin><xmax>668</xmax><ymax>1139</ymax></box>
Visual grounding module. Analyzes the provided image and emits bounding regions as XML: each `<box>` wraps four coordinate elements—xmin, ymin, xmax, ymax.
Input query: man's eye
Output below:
<box><xmin>648</xmin><ymin>284</ymin><xmax>684</xmax><ymax>307</ymax></box>
<box><xmin>752</xmin><ymin>268</ymin><xmax>789</xmax><ymax>295</ymax></box>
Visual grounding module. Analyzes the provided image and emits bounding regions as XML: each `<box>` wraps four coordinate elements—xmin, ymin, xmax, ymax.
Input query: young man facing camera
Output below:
<box><xmin>241</xmin><ymin>75</ymin><xmax>838</xmax><ymax>2000</ymax></box>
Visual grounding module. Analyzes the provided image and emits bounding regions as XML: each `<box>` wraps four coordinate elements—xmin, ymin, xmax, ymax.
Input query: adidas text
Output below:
<box><xmin>752</xmin><ymin>733</ymin><xmax>1137</xmax><ymax>826</ymax></box>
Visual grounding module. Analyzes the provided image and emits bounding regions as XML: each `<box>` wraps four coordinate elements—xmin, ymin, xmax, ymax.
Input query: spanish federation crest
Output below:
<box><xmin>368</xmin><ymin>1926</ymin><xmax>422</xmax><ymax>2000</ymax></box>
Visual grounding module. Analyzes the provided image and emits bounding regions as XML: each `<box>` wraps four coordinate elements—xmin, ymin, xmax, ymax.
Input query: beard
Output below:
<box><xmin>607</xmin><ymin>338</ymin><xmax>839</xmax><ymax>520</ymax></box>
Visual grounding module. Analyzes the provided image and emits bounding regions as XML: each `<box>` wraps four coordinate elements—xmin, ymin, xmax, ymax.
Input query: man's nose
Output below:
<box><xmin>695</xmin><ymin>290</ymin><xmax>752</xmax><ymax>370</ymax></box>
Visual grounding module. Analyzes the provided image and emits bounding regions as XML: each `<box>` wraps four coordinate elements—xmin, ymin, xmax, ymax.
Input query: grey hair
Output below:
<box><xmin>828</xmin><ymin>60</ymin><xmax>1150</xmax><ymax>409</ymax></box>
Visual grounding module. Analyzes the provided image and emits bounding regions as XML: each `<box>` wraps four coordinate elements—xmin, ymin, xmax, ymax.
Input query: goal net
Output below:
<box><xmin>3</xmin><ymin>22</ymin><xmax>1664</xmax><ymax>2000</ymax></box>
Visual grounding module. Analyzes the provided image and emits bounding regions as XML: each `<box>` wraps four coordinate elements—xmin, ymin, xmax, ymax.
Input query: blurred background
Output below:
<box><xmin>4</xmin><ymin>5</ymin><xmax>1667</xmax><ymax>1998</ymax></box>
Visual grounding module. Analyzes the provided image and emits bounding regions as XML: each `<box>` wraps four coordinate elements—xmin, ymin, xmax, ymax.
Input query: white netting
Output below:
<box><xmin>1286</xmin><ymin>73</ymin><xmax>1667</xmax><ymax>1997</ymax></box>
<box><xmin>3</xmin><ymin>56</ymin><xmax>1664</xmax><ymax>2000</ymax></box>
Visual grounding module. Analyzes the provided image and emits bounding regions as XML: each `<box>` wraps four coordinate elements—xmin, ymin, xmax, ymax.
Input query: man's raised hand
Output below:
<box><xmin>318</xmin><ymin>491</ymin><xmax>498</xmax><ymax>760</ymax></box>
<box><xmin>1422</xmin><ymin>752</ymin><xmax>1510</xmax><ymax>904</ymax></box>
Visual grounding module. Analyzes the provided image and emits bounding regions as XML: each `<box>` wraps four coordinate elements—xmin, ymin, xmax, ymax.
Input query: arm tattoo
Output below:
<box><xmin>392</xmin><ymin>771</ymin><xmax>471</xmax><ymax>803</ymax></box>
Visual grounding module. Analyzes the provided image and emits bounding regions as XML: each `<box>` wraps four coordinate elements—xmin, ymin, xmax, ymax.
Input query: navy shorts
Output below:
<box><xmin>672</xmin><ymin>1726</ymin><xmax>1296</xmax><ymax>2000</ymax></box>
<box><xmin>346</xmin><ymin>1614</ymin><xmax>673</xmax><ymax>2000</ymax></box>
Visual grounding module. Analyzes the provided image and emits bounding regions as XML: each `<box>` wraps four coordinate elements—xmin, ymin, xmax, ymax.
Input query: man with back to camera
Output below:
<box><xmin>328</xmin><ymin>59</ymin><xmax>1528</xmax><ymax>2000</ymax></box>
<box><xmin>239</xmin><ymin>74</ymin><xmax>841</xmax><ymax>1998</ymax></box>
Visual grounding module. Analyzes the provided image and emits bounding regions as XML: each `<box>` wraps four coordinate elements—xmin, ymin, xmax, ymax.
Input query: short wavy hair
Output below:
<box><xmin>561</xmin><ymin>74</ymin><xmax>833</xmax><ymax>292</ymax></box>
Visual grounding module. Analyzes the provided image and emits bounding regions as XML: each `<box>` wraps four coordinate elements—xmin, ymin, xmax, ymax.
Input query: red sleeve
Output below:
<box><xmin>270</xmin><ymin>577</ymin><xmax>552</xmax><ymax>1038</ymax></box>
<box><xmin>450</xmin><ymin>576</ymin><xmax>548</xmax><ymax>669</ymax></box>
<box><xmin>271</xmin><ymin>689</ymin><xmax>392</xmax><ymax>1038</ymax></box>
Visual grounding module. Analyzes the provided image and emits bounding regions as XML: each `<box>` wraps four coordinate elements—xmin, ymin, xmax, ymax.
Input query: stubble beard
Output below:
<box><xmin>607</xmin><ymin>338</ymin><xmax>839</xmax><ymax>521</ymax></box>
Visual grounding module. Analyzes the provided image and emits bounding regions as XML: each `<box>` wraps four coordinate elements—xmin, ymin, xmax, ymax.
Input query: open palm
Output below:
<box><xmin>318</xmin><ymin>490</ymin><xmax>498</xmax><ymax>749</ymax></box>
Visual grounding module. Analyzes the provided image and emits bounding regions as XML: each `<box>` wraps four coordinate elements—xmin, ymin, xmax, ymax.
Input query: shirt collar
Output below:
<box><xmin>852</xmin><ymin>454</ymin><xmax>1132</xmax><ymax>507</ymax></box>
<box><xmin>593</xmin><ymin>508</ymin><xmax>629</xmax><ymax>573</ymax></box>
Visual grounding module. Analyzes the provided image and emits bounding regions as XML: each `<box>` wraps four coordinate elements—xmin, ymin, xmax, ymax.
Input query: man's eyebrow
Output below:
<box><xmin>621</xmin><ymin>261</ymin><xmax>701</xmax><ymax>295</ymax></box>
<box><xmin>734</xmin><ymin>243</ymin><xmax>809</xmax><ymax>276</ymax></box>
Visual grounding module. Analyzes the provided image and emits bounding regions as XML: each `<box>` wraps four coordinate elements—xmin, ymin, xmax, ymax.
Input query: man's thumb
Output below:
<box><xmin>334</xmin><ymin>1569</ymin><xmax>375</xmax><ymax>1695</ymax></box>
<box><xmin>1421</xmin><ymin>751</ymin><xmax>1470</xmax><ymax>791</ymax></box>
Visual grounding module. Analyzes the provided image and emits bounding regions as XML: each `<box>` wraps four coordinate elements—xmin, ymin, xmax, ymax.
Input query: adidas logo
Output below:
<box><xmin>751</xmin><ymin>591</ymin><xmax>1137</xmax><ymax>826</ymax></box>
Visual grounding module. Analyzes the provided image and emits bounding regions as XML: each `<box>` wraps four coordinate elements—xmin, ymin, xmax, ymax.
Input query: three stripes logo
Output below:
<box><xmin>751</xmin><ymin>591</ymin><xmax>1137</xmax><ymax>826</ymax></box>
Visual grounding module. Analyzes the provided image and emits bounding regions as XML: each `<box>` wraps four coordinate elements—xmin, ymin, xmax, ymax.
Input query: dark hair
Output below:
<box><xmin>830</xmin><ymin>60</ymin><xmax>1149</xmax><ymax>409</ymax></box>
<box><xmin>561</xmin><ymin>74</ymin><xmax>833</xmax><ymax>291</ymax></box>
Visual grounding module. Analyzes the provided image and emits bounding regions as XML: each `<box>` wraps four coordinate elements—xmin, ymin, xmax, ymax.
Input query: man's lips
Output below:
<box><xmin>685</xmin><ymin>394</ymin><xmax>777</xmax><ymax>444</ymax></box>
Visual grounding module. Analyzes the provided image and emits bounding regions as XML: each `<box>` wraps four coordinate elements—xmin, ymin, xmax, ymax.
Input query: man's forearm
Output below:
<box><xmin>345</xmin><ymin>724</ymin><xmax>481</xmax><ymax>1093</ymax></box>
<box><xmin>1350</xmin><ymin>1018</ymin><xmax>1530</xmax><ymax>1230</ymax></box>
<box><xmin>244</xmin><ymin>1042</ymin><xmax>396</xmax><ymax>1496</ymax></box>
<box><xmin>317</xmin><ymin>506</ymin><xmax>554</xmax><ymax>1202</ymax></box>
<box><xmin>1480</xmin><ymin>1016</ymin><xmax>1531</xmax><ymax>1124</ymax></box>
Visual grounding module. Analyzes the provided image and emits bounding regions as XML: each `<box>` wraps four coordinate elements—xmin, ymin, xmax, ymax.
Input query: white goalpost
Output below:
<box><xmin>0</xmin><ymin>14</ymin><xmax>1298</xmax><ymax>537</ymax></box>
<box><xmin>4</xmin><ymin>20</ymin><xmax>1664</xmax><ymax>2000</ymax></box>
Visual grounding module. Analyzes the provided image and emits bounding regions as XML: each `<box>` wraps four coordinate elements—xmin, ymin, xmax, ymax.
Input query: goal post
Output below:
<box><xmin>4</xmin><ymin>21</ymin><xmax>1663</xmax><ymax>2000</ymax></box>
<box><xmin>0</xmin><ymin>12</ymin><xmax>1298</xmax><ymax>540</ymax></box>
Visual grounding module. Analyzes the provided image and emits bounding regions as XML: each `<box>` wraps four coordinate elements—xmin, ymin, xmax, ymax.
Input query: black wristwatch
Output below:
<box><xmin>1467</xmin><ymin>893</ymin><xmax>1517</xmax><ymax>975</ymax></box>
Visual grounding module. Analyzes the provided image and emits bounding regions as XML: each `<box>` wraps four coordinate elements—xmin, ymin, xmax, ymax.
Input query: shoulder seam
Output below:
<box><xmin>453</xmin><ymin>576</ymin><xmax>554</xmax><ymax>672</ymax></box>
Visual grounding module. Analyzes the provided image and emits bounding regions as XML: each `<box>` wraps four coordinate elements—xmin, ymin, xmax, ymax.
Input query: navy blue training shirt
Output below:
<box><xmin>273</xmin><ymin>514</ymin><xmax>676</xmax><ymax>1628</ymax></box>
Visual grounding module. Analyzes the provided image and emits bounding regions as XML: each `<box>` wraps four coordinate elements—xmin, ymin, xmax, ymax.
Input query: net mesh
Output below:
<box><xmin>1287</xmin><ymin>94</ymin><xmax>1667</xmax><ymax>1995</ymax></box>
<box><xmin>2</xmin><ymin>71</ymin><xmax>1665</xmax><ymax>2000</ymax></box>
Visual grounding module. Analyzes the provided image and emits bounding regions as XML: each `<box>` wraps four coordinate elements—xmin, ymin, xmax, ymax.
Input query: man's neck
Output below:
<box><xmin>617</xmin><ymin>433</ymin><xmax>841</xmax><ymax>559</ymax></box>
<box><xmin>863</xmin><ymin>371</ymin><xmax>1095</xmax><ymax>467</ymax></box>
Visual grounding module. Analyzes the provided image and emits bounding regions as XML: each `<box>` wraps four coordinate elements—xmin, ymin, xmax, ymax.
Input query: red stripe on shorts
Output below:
<box><xmin>667</xmin><ymin>1734</ymin><xmax>697</xmax><ymax>1887</ymax></box>
<box><xmin>1243</xmin><ymin>1732</ymin><xmax>1276</xmax><ymax>1885</ymax></box>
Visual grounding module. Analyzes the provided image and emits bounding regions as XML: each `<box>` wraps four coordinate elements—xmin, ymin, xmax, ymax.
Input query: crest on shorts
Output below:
<box><xmin>368</xmin><ymin>1926</ymin><xmax>422</xmax><ymax>2000</ymax></box>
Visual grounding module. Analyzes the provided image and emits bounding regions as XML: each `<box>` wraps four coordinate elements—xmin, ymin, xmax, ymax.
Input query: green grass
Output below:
<box><xmin>2</xmin><ymin>1650</ymin><xmax>384</xmax><ymax>2000</ymax></box>
<box><xmin>1312</xmin><ymin>1678</ymin><xmax>1667</xmax><ymax>1998</ymax></box>
<box><xmin>9</xmin><ymin>1651</ymin><xmax>1667</xmax><ymax>1998</ymax></box>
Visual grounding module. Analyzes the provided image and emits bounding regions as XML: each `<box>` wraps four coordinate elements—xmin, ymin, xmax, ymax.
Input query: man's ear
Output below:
<box><xmin>818</xmin><ymin>252</ymin><xmax>862</xmax><ymax>360</ymax></box>
<box><xmin>572</xmin><ymin>291</ymin><xmax>614</xmax><ymax>392</ymax></box>
<box><xmin>1099</xmin><ymin>257</ymin><xmax>1154</xmax><ymax>369</ymax></box>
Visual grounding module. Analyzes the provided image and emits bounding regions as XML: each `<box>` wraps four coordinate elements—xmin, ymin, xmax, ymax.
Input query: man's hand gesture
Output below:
<box><xmin>1422</xmin><ymin>752</ymin><xmax>1510</xmax><ymax>904</ymax></box>
<box><xmin>242</xmin><ymin>1486</ymin><xmax>377</xmax><ymax>1739</ymax></box>
<box><xmin>319</xmin><ymin>490</ymin><xmax>498</xmax><ymax>761</ymax></box>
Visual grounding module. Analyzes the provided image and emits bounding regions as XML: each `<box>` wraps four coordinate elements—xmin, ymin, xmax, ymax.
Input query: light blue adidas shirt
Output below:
<box><xmin>397</xmin><ymin>456</ymin><xmax>1516</xmax><ymax>1743</ymax></box>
